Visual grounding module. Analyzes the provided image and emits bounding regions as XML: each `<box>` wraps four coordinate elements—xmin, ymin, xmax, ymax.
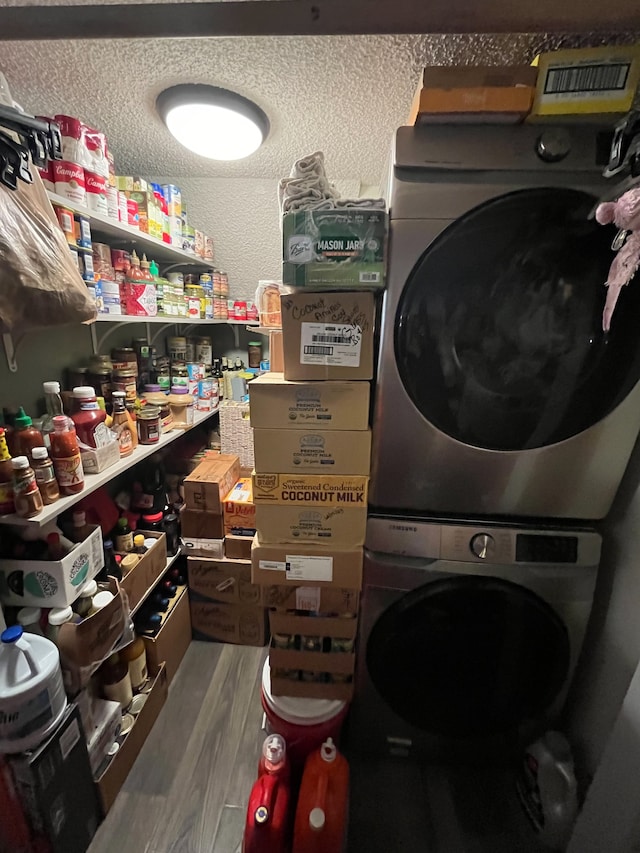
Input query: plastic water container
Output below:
<box><xmin>0</xmin><ymin>625</ymin><xmax>67</xmax><ymax>753</ymax></box>
<box><xmin>243</xmin><ymin>734</ymin><xmax>292</xmax><ymax>853</ymax></box>
<box><xmin>293</xmin><ymin>738</ymin><xmax>350</xmax><ymax>853</ymax></box>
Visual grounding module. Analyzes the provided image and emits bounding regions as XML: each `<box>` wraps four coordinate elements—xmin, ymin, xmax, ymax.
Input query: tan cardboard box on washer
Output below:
<box><xmin>251</xmin><ymin>537</ymin><xmax>363</xmax><ymax>588</ymax></box>
<box><xmin>254</xmin><ymin>504</ymin><xmax>367</xmax><ymax>548</ymax></box>
<box><xmin>253</xmin><ymin>427</ymin><xmax>371</xmax><ymax>475</ymax></box>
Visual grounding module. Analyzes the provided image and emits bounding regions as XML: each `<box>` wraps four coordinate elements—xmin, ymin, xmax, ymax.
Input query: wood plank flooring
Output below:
<box><xmin>88</xmin><ymin>642</ymin><xmax>267</xmax><ymax>853</ymax></box>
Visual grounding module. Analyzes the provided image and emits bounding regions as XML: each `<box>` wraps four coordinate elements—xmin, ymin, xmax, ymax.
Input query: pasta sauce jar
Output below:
<box><xmin>137</xmin><ymin>406</ymin><xmax>160</xmax><ymax>445</ymax></box>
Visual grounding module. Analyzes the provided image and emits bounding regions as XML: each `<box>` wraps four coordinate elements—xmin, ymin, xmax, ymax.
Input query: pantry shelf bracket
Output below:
<box><xmin>232</xmin><ymin>326</ymin><xmax>240</xmax><ymax>347</ymax></box>
<box><xmin>149</xmin><ymin>323</ymin><xmax>176</xmax><ymax>347</ymax></box>
<box><xmin>2</xmin><ymin>331</ymin><xmax>19</xmax><ymax>372</ymax></box>
<box><xmin>89</xmin><ymin>320</ymin><xmax>129</xmax><ymax>354</ymax></box>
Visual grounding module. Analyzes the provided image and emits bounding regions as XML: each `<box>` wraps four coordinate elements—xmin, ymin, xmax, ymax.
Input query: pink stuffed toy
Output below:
<box><xmin>596</xmin><ymin>187</ymin><xmax>640</xmax><ymax>331</ymax></box>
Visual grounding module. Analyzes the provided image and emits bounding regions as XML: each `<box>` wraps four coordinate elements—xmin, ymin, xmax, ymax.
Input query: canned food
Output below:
<box><xmin>187</xmin><ymin>363</ymin><xmax>205</xmax><ymax>381</ymax></box>
<box><xmin>195</xmin><ymin>337</ymin><xmax>213</xmax><ymax>364</ymax></box>
<box><xmin>55</xmin><ymin>206</ymin><xmax>76</xmax><ymax>244</ymax></box>
<box><xmin>199</xmin><ymin>272</ymin><xmax>212</xmax><ymax>291</ymax></box>
<box><xmin>188</xmin><ymin>379</ymin><xmax>200</xmax><ymax>396</ymax></box>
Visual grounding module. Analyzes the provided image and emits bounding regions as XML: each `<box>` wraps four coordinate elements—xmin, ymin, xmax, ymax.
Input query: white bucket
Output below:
<box><xmin>0</xmin><ymin>625</ymin><xmax>67</xmax><ymax>753</ymax></box>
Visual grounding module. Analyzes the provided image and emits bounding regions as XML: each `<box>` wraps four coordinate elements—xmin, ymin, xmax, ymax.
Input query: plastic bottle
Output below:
<box><xmin>120</xmin><ymin>636</ymin><xmax>148</xmax><ymax>690</ymax></box>
<box><xmin>12</xmin><ymin>407</ymin><xmax>45</xmax><ymax>463</ymax></box>
<box><xmin>111</xmin><ymin>390</ymin><xmax>137</xmax><ymax>457</ymax></box>
<box><xmin>114</xmin><ymin>517</ymin><xmax>134</xmax><ymax>552</ymax></box>
<box><xmin>50</xmin><ymin>415</ymin><xmax>84</xmax><ymax>495</ymax></box>
<box><xmin>73</xmin><ymin>579</ymin><xmax>97</xmax><ymax>618</ymax></box>
<box><xmin>517</xmin><ymin>730</ymin><xmax>579</xmax><ymax>851</ymax></box>
<box><xmin>103</xmin><ymin>539</ymin><xmax>122</xmax><ymax>580</ymax></box>
<box><xmin>292</xmin><ymin>738</ymin><xmax>349</xmax><ymax>853</ymax></box>
<box><xmin>244</xmin><ymin>734</ymin><xmax>292</xmax><ymax>853</ymax></box>
<box><xmin>99</xmin><ymin>653</ymin><xmax>133</xmax><ymax>710</ymax></box>
<box><xmin>46</xmin><ymin>606</ymin><xmax>74</xmax><ymax>644</ymax></box>
<box><xmin>46</xmin><ymin>532</ymin><xmax>67</xmax><ymax>560</ymax></box>
<box><xmin>17</xmin><ymin>607</ymin><xmax>44</xmax><ymax>637</ymax></box>
<box><xmin>0</xmin><ymin>426</ymin><xmax>14</xmax><ymax>514</ymax></box>
<box><xmin>258</xmin><ymin>734</ymin><xmax>291</xmax><ymax>780</ymax></box>
<box><xmin>69</xmin><ymin>510</ymin><xmax>92</xmax><ymax>544</ymax></box>
<box><xmin>31</xmin><ymin>446</ymin><xmax>60</xmax><ymax>505</ymax></box>
<box><xmin>41</xmin><ymin>381</ymin><xmax>65</xmax><ymax>448</ymax></box>
<box><xmin>71</xmin><ymin>386</ymin><xmax>108</xmax><ymax>448</ymax></box>
<box><xmin>11</xmin><ymin>456</ymin><xmax>43</xmax><ymax>518</ymax></box>
<box><xmin>133</xmin><ymin>534</ymin><xmax>147</xmax><ymax>554</ymax></box>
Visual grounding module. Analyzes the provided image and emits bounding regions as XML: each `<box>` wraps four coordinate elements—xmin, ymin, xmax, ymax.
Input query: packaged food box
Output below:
<box><xmin>223</xmin><ymin>477</ymin><xmax>256</xmax><ymax>535</ymax></box>
<box><xmin>280</xmin><ymin>290</ymin><xmax>375</xmax><ymax>381</ymax></box>
<box><xmin>263</xmin><ymin>583</ymin><xmax>359</xmax><ymax>614</ymax></box>
<box><xmin>282</xmin><ymin>209</ymin><xmax>386</xmax><ymax>289</ymax></box>
<box><xmin>251</xmin><ymin>538</ymin><xmax>363</xmax><ymax>588</ymax></box>
<box><xmin>408</xmin><ymin>65</ymin><xmax>537</xmax><ymax>124</ymax></box>
<box><xmin>188</xmin><ymin>556</ymin><xmax>268</xmax><ymax>605</ymax></box>
<box><xmin>252</xmin><ymin>472</ymin><xmax>368</xmax><ymax>507</ymax></box>
<box><xmin>254</xmin><ymin>504</ymin><xmax>367</xmax><ymax>549</ymax></box>
<box><xmin>180</xmin><ymin>505</ymin><xmax>225</xmax><ymax>540</ymax></box>
<box><xmin>530</xmin><ymin>45</ymin><xmax>640</xmax><ymax>120</ymax></box>
<box><xmin>253</xmin><ymin>428</ymin><xmax>371</xmax><ymax>475</ymax></box>
<box><xmin>183</xmin><ymin>453</ymin><xmax>241</xmax><ymax>513</ymax></box>
<box><xmin>224</xmin><ymin>533</ymin><xmax>253</xmax><ymax>561</ymax></box>
<box><xmin>249</xmin><ymin>372</ymin><xmax>370</xmax><ymax>431</ymax></box>
<box><xmin>0</xmin><ymin>524</ymin><xmax>104</xmax><ymax>608</ymax></box>
<box><xmin>190</xmin><ymin>597</ymin><xmax>268</xmax><ymax>646</ymax></box>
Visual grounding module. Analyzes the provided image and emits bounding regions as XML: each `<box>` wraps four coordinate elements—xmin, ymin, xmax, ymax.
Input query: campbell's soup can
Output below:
<box><xmin>53</xmin><ymin>160</ymin><xmax>86</xmax><ymax>204</ymax></box>
<box><xmin>85</xmin><ymin>171</ymin><xmax>108</xmax><ymax>215</ymax></box>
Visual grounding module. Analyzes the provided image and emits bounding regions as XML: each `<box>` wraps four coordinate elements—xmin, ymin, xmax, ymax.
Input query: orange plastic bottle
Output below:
<box><xmin>292</xmin><ymin>738</ymin><xmax>349</xmax><ymax>853</ymax></box>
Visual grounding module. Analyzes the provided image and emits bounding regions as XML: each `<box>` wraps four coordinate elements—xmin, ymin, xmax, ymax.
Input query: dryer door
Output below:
<box><xmin>395</xmin><ymin>187</ymin><xmax>640</xmax><ymax>451</ymax></box>
<box><xmin>366</xmin><ymin>574</ymin><xmax>570</xmax><ymax>737</ymax></box>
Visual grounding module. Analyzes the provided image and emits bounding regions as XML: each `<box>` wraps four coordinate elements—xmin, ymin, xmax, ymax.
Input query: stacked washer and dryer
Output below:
<box><xmin>348</xmin><ymin>124</ymin><xmax>640</xmax><ymax>849</ymax></box>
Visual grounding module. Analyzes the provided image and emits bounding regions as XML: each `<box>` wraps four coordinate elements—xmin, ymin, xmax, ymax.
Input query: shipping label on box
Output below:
<box><xmin>282</xmin><ymin>209</ymin><xmax>386</xmax><ymax>289</ymax></box>
<box><xmin>188</xmin><ymin>556</ymin><xmax>268</xmax><ymax>605</ymax></box>
<box><xmin>281</xmin><ymin>291</ymin><xmax>375</xmax><ymax>381</ymax></box>
<box><xmin>263</xmin><ymin>584</ymin><xmax>360</xmax><ymax>614</ymax></box>
<box><xmin>251</xmin><ymin>538</ymin><xmax>363</xmax><ymax>588</ymax></box>
<box><xmin>183</xmin><ymin>453</ymin><xmax>241</xmax><ymax>513</ymax></box>
<box><xmin>252</xmin><ymin>472</ymin><xmax>368</xmax><ymax>506</ymax></box>
<box><xmin>190</xmin><ymin>598</ymin><xmax>268</xmax><ymax>646</ymax></box>
<box><xmin>255</xmin><ymin>504</ymin><xmax>367</xmax><ymax>548</ymax></box>
<box><xmin>249</xmin><ymin>372</ymin><xmax>370</xmax><ymax>431</ymax></box>
<box><xmin>253</xmin><ymin>428</ymin><xmax>371</xmax><ymax>475</ymax></box>
<box><xmin>223</xmin><ymin>477</ymin><xmax>256</xmax><ymax>534</ymax></box>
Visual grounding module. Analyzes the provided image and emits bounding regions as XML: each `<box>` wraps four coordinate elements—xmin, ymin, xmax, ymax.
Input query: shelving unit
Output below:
<box><xmin>130</xmin><ymin>547</ymin><xmax>183</xmax><ymax>617</ymax></box>
<box><xmin>90</xmin><ymin>314</ymin><xmax>258</xmax><ymax>352</ymax></box>
<box><xmin>0</xmin><ymin>407</ymin><xmax>218</xmax><ymax>528</ymax></box>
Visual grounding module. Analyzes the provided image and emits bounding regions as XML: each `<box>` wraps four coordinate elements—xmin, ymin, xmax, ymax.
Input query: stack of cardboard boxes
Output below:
<box><xmin>184</xmin><ymin>453</ymin><xmax>269</xmax><ymax>646</ymax></box>
<box><xmin>249</xmin><ymin>287</ymin><xmax>377</xmax><ymax>700</ymax></box>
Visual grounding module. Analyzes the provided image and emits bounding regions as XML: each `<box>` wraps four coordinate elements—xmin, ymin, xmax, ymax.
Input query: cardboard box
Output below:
<box><xmin>80</xmin><ymin>437</ymin><xmax>120</xmax><ymax>474</ymax></box>
<box><xmin>96</xmin><ymin>663</ymin><xmax>168</xmax><ymax>813</ymax></box>
<box><xmin>408</xmin><ymin>66</ymin><xmax>537</xmax><ymax>124</ymax></box>
<box><xmin>8</xmin><ymin>704</ymin><xmax>101</xmax><ymax>852</ymax></box>
<box><xmin>249</xmin><ymin>372</ymin><xmax>370</xmax><ymax>431</ymax></box>
<box><xmin>223</xmin><ymin>477</ymin><xmax>256</xmax><ymax>535</ymax></box>
<box><xmin>269</xmin><ymin>613</ymin><xmax>357</xmax><ymax>679</ymax></box>
<box><xmin>58</xmin><ymin>578</ymin><xmax>129</xmax><ymax>693</ymax></box>
<box><xmin>188</xmin><ymin>556</ymin><xmax>268</xmax><ymax>605</ymax></box>
<box><xmin>280</xmin><ymin>290</ymin><xmax>375</xmax><ymax>381</ymax></box>
<box><xmin>269</xmin><ymin>669</ymin><xmax>353</xmax><ymax>702</ymax></box>
<box><xmin>190</xmin><ymin>597</ymin><xmax>268</xmax><ymax>646</ymax></box>
<box><xmin>269</xmin><ymin>330</ymin><xmax>284</xmax><ymax>372</ymax></box>
<box><xmin>530</xmin><ymin>45</ymin><xmax>640</xmax><ymax>120</ymax></box>
<box><xmin>180</xmin><ymin>505</ymin><xmax>225</xmax><ymax>540</ymax></box>
<box><xmin>252</xmin><ymin>472</ymin><xmax>368</xmax><ymax>507</ymax></box>
<box><xmin>225</xmin><ymin>533</ymin><xmax>253</xmax><ymax>560</ymax></box>
<box><xmin>87</xmin><ymin>698</ymin><xmax>122</xmax><ymax>775</ymax></box>
<box><xmin>143</xmin><ymin>586</ymin><xmax>191</xmax><ymax>684</ymax></box>
<box><xmin>182</xmin><ymin>537</ymin><xmax>224</xmax><ymax>559</ymax></box>
<box><xmin>118</xmin><ymin>532</ymin><xmax>167</xmax><ymax>613</ymax></box>
<box><xmin>282</xmin><ymin>209</ymin><xmax>386</xmax><ymax>289</ymax></box>
<box><xmin>253</xmin><ymin>428</ymin><xmax>371</xmax><ymax>475</ymax></box>
<box><xmin>183</xmin><ymin>453</ymin><xmax>241</xmax><ymax>513</ymax></box>
<box><xmin>263</xmin><ymin>584</ymin><xmax>359</xmax><ymax>615</ymax></box>
<box><xmin>251</xmin><ymin>539</ymin><xmax>363</xmax><ymax>588</ymax></box>
<box><xmin>255</xmin><ymin>504</ymin><xmax>367</xmax><ymax>548</ymax></box>
<box><xmin>0</xmin><ymin>524</ymin><xmax>104</xmax><ymax>608</ymax></box>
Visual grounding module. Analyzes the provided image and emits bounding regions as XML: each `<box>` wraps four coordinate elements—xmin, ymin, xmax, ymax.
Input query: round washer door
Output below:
<box><xmin>395</xmin><ymin>187</ymin><xmax>640</xmax><ymax>451</ymax></box>
<box><xmin>366</xmin><ymin>575</ymin><xmax>570</xmax><ymax>737</ymax></box>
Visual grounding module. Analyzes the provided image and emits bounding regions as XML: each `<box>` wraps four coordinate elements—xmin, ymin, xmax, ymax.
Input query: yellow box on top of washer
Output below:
<box><xmin>252</xmin><ymin>472</ymin><xmax>368</xmax><ymax>506</ymax></box>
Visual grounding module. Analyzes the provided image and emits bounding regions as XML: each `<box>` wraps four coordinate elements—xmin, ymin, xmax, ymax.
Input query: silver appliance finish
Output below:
<box><xmin>351</xmin><ymin>515</ymin><xmax>601</xmax><ymax>759</ymax></box>
<box><xmin>370</xmin><ymin>124</ymin><xmax>640</xmax><ymax>519</ymax></box>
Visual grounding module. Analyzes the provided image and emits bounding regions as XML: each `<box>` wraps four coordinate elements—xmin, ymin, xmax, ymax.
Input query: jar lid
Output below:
<box><xmin>93</xmin><ymin>591</ymin><xmax>114</xmax><ymax>610</ymax></box>
<box><xmin>142</xmin><ymin>511</ymin><xmax>163</xmax><ymax>522</ymax></box>
<box><xmin>248</xmin><ymin>341</ymin><xmax>262</xmax><ymax>347</ymax></box>
<box><xmin>17</xmin><ymin>606</ymin><xmax>41</xmax><ymax>625</ymax></box>
<box><xmin>139</xmin><ymin>406</ymin><xmax>160</xmax><ymax>419</ymax></box>
<box><xmin>11</xmin><ymin>456</ymin><xmax>29</xmax><ymax>469</ymax></box>
<box><xmin>133</xmin><ymin>534</ymin><xmax>145</xmax><ymax>546</ymax></box>
<box><xmin>144</xmin><ymin>384</ymin><xmax>161</xmax><ymax>393</ymax></box>
<box><xmin>48</xmin><ymin>605</ymin><xmax>73</xmax><ymax>626</ymax></box>
<box><xmin>31</xmin><ymin>446</ymin><xmax>48</xmax><ymax>460</ymax></box>
<box><xmin>121</xmin><ymin>554</ymin><xmax>139</xmax><ymax>572</ymax></box>
<box><xmin>112</xmin><ymin>347</ymin><xmax>135</xmax><ymax>355</ymax></box>
<box><xmin>112</xmin><ymin>391</ymin><xmax>125</xmax><ymax>399</ymax></box>
<box><xmin>170</xmin><ymin>386</ymin><xmax>188</xmax><ymax>395</ymax></box>
<box><xmin>113</xmin><ymin>368</ymin><xmax>136</xmax><ymax>376</ymax></box>
<box><xmin>73</xmin><ymin>386</ymin><xmax>96</xmax><ymax>398</ymax></box>
<box><xmin>79</xmin><ymin>580</ymin><xmax>98</xmax><ymax>597</ymax></box>
<box><xmin>43</xmin><ymin>381</ymin><xmax>61</xmax><ymax>394</ymax></box>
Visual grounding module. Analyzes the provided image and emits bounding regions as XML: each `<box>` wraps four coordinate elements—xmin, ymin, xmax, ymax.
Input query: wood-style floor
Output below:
<box><xmin>88</xmin><ymin>641</ymin><xmax>267</xmax><ymax>853</ymax></box>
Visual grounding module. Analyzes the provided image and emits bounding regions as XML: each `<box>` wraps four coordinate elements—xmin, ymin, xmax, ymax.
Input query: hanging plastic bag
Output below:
<box><xmin>0</xmin><ymin>168</ymin><xmax>96</xmax><ymax>332</ymax></box>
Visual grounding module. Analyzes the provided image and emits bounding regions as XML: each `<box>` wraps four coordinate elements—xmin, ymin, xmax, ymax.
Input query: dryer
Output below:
<box><xmin>349</xmin><ymin>515</ymin><xmax>601</xmax><ymax>761</ymax></box>
<box><xmin>370</xmin><ymin>124</ymin><xmax>640</xmax><ymax>519</ymax></box>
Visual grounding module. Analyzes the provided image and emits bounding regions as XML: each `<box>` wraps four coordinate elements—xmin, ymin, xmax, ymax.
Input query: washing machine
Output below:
<box><xmin>370</xmin><ymin>124</ymin><xmax>640</xmax><ymax>519</ymax></box>
<box><xmin>349</xmin><ymin>515</ymin><xmax>601</xmax><ymax>762</ymax></box>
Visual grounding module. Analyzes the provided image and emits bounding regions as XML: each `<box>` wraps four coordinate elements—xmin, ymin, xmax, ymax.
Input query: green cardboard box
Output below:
<box><xmin>282</xmin><ymin>208</ymin><xmax>387</xmax><ymax>289</ymax></box>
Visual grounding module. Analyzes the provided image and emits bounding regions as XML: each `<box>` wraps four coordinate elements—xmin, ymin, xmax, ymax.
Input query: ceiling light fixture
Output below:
<box><xmin>156</xmin><ymin>84</ymin><xmax>269</xmax><ymax>161</ymax></box>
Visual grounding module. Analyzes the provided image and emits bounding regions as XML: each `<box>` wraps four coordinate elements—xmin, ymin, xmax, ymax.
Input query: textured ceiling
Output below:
<box><xmin>0</xmin><ymin>31</ymin><xmax>638</xmax><ymax>184</ymax></box>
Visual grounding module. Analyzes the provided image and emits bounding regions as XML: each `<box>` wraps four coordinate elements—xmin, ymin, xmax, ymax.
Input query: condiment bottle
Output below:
<box><xmin>46</xmin><ymin>532</ymin><xmax>67</xmax><ymax>560</ymax></box>
<box><xmin>41</xmin><ymin>381</ymin><xmax>65</xmax><ymax>448</ymax></box>
<box><xmin>133</xmin><ymin>534</ymin><xmax>146</xmax><ymax>554</ymax></box>
<box><xmin>73</xmin><ymin>579</ymin><xmax>97</xmax><ymax>618</ymax></box>
<box><xmin>17</xmin><ymin>607</ymin><xmax>44</xmax><ymax>637</ymax></box>
<box><xmin>11</xmin><ymin>456</ymin><xmax>43</xmax><ymax>518</ymax></box>
<box><xmin>111</xmin><ymin>391</ymin><xmax>137</xmax><ymax>457</ymax></box>
<box><xmin>104</xmin><ymin>539</ymin><xmax>122</xmax><ymax>580</ymax></box>
<box><xmin>12</xmin><ymin>408</ymin><xmax>45</xmax><ymax>463</ymax></box>
<box><xmin>50</xmin><ymin>415</ymin><xmax>84</xmax><ymax>495</ymax></box>
<box><xmin>46</xmin><ymin>605</ymin><xmax>74</xmax><ymax>644</ymax></box>
<box><xmin>2</xmin><ymin>408</ymin><xmax>18</xmax><ymax>457</ymax></box>
<box><xmin>119</xmin><ymin>636</ymin><xmax>148</xmax><ymax>690</ymax></box>
<box><xmin>71</xmin><ymin>387</ymin><xmax>108</xmax><ymax>448</ymax></box>
<box><xmin>69</xmin><ymin>510</ymin><xmax>92</xmax><ymax>544</ymax></box>
<box><xmin>100</xmin><ymin>653</ymin><xmax>133</xmax><ymax>710</ymax></box>
<box><xmin>114</xmin><ymin>517</ymin><xmax>133</xmax><ymax>552</ymax></box>
<box><xmin>31</xmin><ymin>446</ymin><xmax>60</xmax><ymax>505</ymax></box>
<box><xmin>0</xmin><ymin>427</ymin><xmax>15</xmax><ymax>515</ymax></box>
<box><xmin>140</xmin><ymin>253</ymin><xmax>155</xmax><ymax>284</ymax></box>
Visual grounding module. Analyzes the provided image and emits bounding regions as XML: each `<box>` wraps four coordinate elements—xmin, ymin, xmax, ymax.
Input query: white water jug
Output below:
<box><xmin>0</xmin><ymin>625</ymin><xmax>67</xmax><ymax>753</ymax></box>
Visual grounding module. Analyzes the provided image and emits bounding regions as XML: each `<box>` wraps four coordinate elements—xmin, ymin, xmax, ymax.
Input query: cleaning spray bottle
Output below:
<box><xmin>517</xmin><ymin>730</ymin><xmax>579</xmax><ymax>850</ymax></box>
<box><xmin>243</xmin><ymin>734</ymin><xmax>292</xmax><ymax>853</ymax></box>
<box><xmin>293</xmin><ymin>737</ymin><xmax>349</xmax><ymax>853</ymax></box>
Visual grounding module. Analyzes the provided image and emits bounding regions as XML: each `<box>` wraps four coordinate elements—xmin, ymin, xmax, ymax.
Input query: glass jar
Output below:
<box><xmin>145</xmin><ymin>393</ymin><xmax>173</xmax><ymax>432</ymax></box>
<box><xmin>170</xmin><ymin>361</ymin><xmax>188</xmax><ymax>389</ymax></box>
<box><xmin>248</xmin><ymin>341</ymin><xmax>263</xmax><ymax>369</ymax></box>
<box><xmin>137</xmin><ymin>405</ymin><xmax>160</xmax><ymax>445</ymax></box>
<box><xmin>167</xmin><ymin>336</ymin><xmax>187</xmax><ymax>362</ymax></box>
<box><xmin>139</xmin><ymin>511</ymin><xmax>164</xmax><ymax>533</ymax></box>
<box><xmin>112</xmin><ymin>368</ymin><xmax>137</xmax><ymax>404</ymax></box>
<box><xmin>185</xmin><ymin>285</ymin><xmax>203</xmax><ymax>319</ymax></box>
<box><xmin>111</xmin><ymin>347</ymin><xmax>138</xmax><ymax>376</ymax></box>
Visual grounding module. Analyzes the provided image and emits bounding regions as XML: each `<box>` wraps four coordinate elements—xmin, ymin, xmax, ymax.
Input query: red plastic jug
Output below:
<box><xmin>293</xmin><ymin>738</ymin><xmax>349</xmax><ymax>853</ymax></box>
<box><xmin>243</xmin><ymin>735</ymin><xmax>292</xmax><ymax>853</ymax></box>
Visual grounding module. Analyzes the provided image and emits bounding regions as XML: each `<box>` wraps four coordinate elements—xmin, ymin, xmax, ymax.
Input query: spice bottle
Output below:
<box><xmin>119</xmin><ymin>636</ymin><xmax>148</xmax><ymax>691</ymax></box>
<box><xmin>133</xmin><ymin>534</ymin><xmax>147</xmax><ymax>554</ymax></box>
<box><xmin>111</xmin><ymin>391</ymin><xmax>137</xmax><ymax>457</ymax></box>
<box><xmin>31</xmin><ymin>446</ymin><xmax>60</xmax><ymax>505</ymax></box>
<box><xmin>114</xmin><ymin>517</ymin><xmax>133</xmax><ymax>553</ymax></box>
<box><xmin>71</xmin><ymin>387</ymin><xmax>108</xmax><ymax>448</ymax></box>
<box><xmin>41</xmin><ymin>381</ymin><xmax>65</xmax><ymax>448</ymax></box>
<box><xmin>100</xmin><ymin>653</ymin><xmax>133</xmax><ymax>710</ymax></box>
<box><xmin>69</xmin><ymin>510</ymin><xmax>92</xmax><ymax>544</ymax></box>
<box><xmin>11</xmin><ymin>457</ymin><xmax>43</xmax><ymax>518</ymax></box>
<box><xmin>50</xmin><ymin>415</ymin><xmax>84</xmax><ymax>495</ymax></box>
<box><xmin>12</xmin><ymin>408</ymin><xmax>45</xmax><ymax>463</ymax></box>
<box><xmin>0</xmin><ymin>427</ymin><xmax>14</xmax><ymax>515</ymax></box>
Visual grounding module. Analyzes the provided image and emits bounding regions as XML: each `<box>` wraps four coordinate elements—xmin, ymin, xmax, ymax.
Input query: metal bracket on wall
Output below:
<box><xmin>2</xmin><ymin>331</ymin><xmax>20</xmax><ymax>372</ymax></box>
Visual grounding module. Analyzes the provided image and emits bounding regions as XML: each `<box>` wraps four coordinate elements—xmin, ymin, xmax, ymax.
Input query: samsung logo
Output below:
<box><xmin>389</xmin><ymin>524</ymin><xmax>418</xmax><ymax>533</ymax></box>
